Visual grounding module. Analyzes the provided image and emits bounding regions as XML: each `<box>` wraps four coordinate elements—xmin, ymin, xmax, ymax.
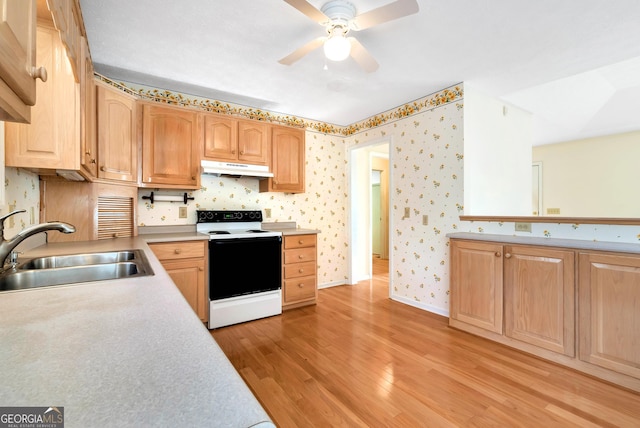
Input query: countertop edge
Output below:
<box><xmin>447</xmin><ymin>232</ymin><xmax>640</xmax><ymax>254</ymax></box>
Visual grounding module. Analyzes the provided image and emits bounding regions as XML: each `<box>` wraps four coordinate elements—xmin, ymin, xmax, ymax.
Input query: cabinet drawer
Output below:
<box><xmin>284</xmin><ymin>234</ymin><xmax>316</xmax><ymax>249</ymax></box>
<box><xmin>284</xmin><ymin>277</ymin><xmax>316</xmax><ymax>303</ymax></box>
<box><xmin>284</xmin><ymin>261</ymin><xmax>316</xmax><ymax>279</ymax></box>
<box><xmin>284</xmin><ymin>247</ymin><xmax>316</xmax><ymax>264</ymax></box>
<box><xmin>149</xmin><ymin>241</ymin><xmax>205</xmax><ymax>261</ymax></box>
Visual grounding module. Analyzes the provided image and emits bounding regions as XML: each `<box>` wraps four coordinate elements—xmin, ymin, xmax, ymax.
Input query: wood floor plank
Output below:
<box><xmin>211</xmin><ymin>258</ymin><xmax>640</xmax><ymax>427</ymax></box>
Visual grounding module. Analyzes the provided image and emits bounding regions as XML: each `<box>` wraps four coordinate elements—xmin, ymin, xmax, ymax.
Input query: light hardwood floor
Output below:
<box><xmin>211</xmin><ymin>257</ymin><xmax>640</xmax><ymax>427</ymax></box>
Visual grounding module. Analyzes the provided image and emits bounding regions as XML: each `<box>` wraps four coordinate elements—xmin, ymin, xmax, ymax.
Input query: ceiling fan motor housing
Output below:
<box><xmin>321</xmin><ymin>0</ymin><xmax>356</xmax><ymax>33</ymax></box>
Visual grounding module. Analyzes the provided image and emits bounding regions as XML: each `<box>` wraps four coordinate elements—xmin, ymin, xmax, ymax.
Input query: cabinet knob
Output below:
<box><xmin>191</xmin><ymin>176</ymin><xmax>196</xmax><ymax>180</ymax></box>
<box><xmin>31</xmin><ymin>66</ymin><xmax>48</xmax><ymax>82</ymax></box>
<box><xmin>240</xmin><ymin>150</ymin><xmax>245</xmax><ymax>155</ymax></box>
<box><xmin>231</xmin><ymin>150</ymin><xmax>236</xmax><ymax>154</ymax></box>
<box><xmin>90</xmin><ymin>159</ymin><xmax>96</xmax><ymax>164</ymax></box>
<box><xmin>298</xmin><ymin>240</ymin><xmax>304</xmax><ymax>245</ymax></box>
<box><xmin>298</xmin><ymin>283</ymin><xmax>304</xmax><ymax>288</ymax></box>
<box><xmin>198</xmin><ymin>267</ymin><xmax>204</xmax><ymax>271</ymax></box>
<box><xmin>505</xmin><ymin>253</ymin><xmax>512</xmax><ymax>259</ymax></box>
<box><xmin>495</xmin><ymin>252</ymin><xmax>501</xmax><ymax>257</ymax></box>
<box><xmin>298</xmin><ymin>268</ymin><xmax>304</xmax><ymax>273</ymax></box>
<box><xmin>100</xmin><ymin>166</ymin><xmax>106</xmax><ymax>172</ymax></box>
<box><xmin>174</xmin><ymin>248</ymin><xmax>182</xmax><ymax>254</ymax></box>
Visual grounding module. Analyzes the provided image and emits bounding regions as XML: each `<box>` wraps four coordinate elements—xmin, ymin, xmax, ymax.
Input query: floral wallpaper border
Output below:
<box><xmin>95</xmin><ymin>73</ymin><xmax>463</xmax><ymax>136</ymax></box>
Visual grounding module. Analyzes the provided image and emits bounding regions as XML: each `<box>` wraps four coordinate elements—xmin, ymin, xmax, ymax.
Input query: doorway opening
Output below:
<box><xmin>348</xmin><ymin>139</ymin><xmax>391</xmax><ymax>295</ymax></box>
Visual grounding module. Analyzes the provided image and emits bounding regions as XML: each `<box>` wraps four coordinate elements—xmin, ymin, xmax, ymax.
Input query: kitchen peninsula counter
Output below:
<box><xmin>0</xmin><ymin>237</ymin><xmax>274</xmax><ymax>428</ymax></box>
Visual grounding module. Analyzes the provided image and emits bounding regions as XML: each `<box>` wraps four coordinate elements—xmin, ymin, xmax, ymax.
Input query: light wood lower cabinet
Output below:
<box><xmin>504</xmin><ymin>245</ymin><xmax>575</xmax><ymax>357</ymax></box>
<box><xmin>578</xmin><ymin>252</ymin><xmax>640</xmax><ymax>380</ymax></box>
<box><xmin>282</xmin><ymin>234</ymin><xmax>317</xmax><ymax>309</ymax></box>
<box><xmin>450</xmin><ymin>237</ymin><xmax>640</xmax><ymax>393</ymax></box>
<box><xmin>149</xmin><ymin>240</ymin><xmax>207</xmax><ymax>323</ymax></box>
<box><xmin>450</xmin><ymin>240</ymin><xmax>503</xmax><ymax>334</ymax></box>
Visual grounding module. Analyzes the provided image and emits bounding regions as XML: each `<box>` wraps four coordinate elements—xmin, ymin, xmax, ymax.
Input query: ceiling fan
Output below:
<box><xmin>279</xmin><ymin>0</ymin><xmax>419</xmax><ymax>72</ymax></box>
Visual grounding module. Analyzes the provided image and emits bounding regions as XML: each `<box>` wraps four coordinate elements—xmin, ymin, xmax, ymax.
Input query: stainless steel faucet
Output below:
<box><xmin>0</xmin><ymin>209</ymin><xmax>76</xmax><ymax>269</ymax></box>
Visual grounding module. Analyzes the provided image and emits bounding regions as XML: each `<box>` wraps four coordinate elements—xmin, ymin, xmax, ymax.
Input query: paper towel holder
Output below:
<box><xmin>141</xmin><ymin>192</ymin><xmax>195</xmax><ymax>205</ymax></box>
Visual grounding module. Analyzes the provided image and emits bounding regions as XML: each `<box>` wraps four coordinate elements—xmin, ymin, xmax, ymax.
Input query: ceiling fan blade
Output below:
<box><xmin>278</xmin><ymin>37</ymin><xmax>327</xmax><ymax>65</ymax></box>
<box><xmin>351</xmin><ymin>0</ymin><xmax>419</xmax><ymax>31</ymax></box>
<box><xmin>283</xmin><ymin>0</ymin><xmax>329</xmax><ymax>24</ymax></box>
<box><xmin>348</xmin><ymin>38</ymin><xmax>379</xmax><ymax>73</ymax></box>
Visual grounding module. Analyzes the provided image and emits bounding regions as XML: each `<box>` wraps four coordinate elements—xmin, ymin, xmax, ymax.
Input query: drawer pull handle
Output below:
<box><xmin>495</xmin><ymin>252</ymin><xmax>501</xmax><ymax>257</ymax></box>
<box><xmin>174</xmin><ymin>248</ymin><xmax>182</xmax><ymax>254</ymax></box>
<box><xmin>298</xmin><ymin>255</ymin><xmax>304</xmax><ymax>259</ymax></box>
<box><xmin>298</xmin><ymin>240</ymin><xmax>304</xmax><ymax>245</ymax></box>
<box><xmin>31</xmin><ymin>66</ymin><xmax>47</xmax><ymax>82</ymax></box>
<box><xmin>199</xmin><ymin>267</ymin><xmax>204</xmax><ymax>271</ymax></box>
<box><xmin>298</xmin><ymin>283</ymin><xmax>304</xmax><ymax>288</ymax></box>
<box><xmin>298</xmin><ymin>268</ymin><xmax>304</xmax><ymax>273</ymax></box>
<box><xmin>505</xmin><ymin>253</ymin><xmax>512</xmax><ymax>259</ymax></box>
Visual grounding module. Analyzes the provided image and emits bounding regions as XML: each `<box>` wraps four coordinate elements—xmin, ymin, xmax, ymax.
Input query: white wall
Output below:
<box><xmin>463</xmin><ymin>85</ymin><xmax>533</xmax><ymax>215</ymax></box>
<box><xmin>533</xmin><ymin>131</ymin><xmax>640</xmax><ymax>217</ymax></box>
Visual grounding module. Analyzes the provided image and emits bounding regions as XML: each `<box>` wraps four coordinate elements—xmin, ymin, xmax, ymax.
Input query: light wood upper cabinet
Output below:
<box><xmin>578</xmin><ymin>252</ymin><xmax>640</xmax><ymax>380</ymax></box>
<box><xmin>140</xmin><ymin>103</ymin><xmax>201</xmax><ymax>189</ymax></box>
<box><xmin>202</xmin><ymin>114</ymin><xmax>269</xmax><ymax>165</ymax></box>
<box><xmin>450</xmin><ymin>239</ymin><xmax>503</xmax><ymax>334</ymax></box>
<box><xmin>0</xmin><ymin>0</ymin><xmax>41</xmax><ymax>123</ymax></box>
<box><xmin>96</xmin><ymin>81</ymin><xmax>137</xmax><ymax>182</ymax></box>
<box><xmin>5</xmin><ymin>24</ymin><xmax>80</xmax><ymax>171</ymax></box>
<box><xmin>504</xmin><ymin>245</ymin><xmax>575</xmax><ymax>357</ymax></box>
<box><xmin>260</xmin><ymin>125</ymin><xmax>305</xmax><ymax>193</ymax></box>
<box><xmin>46</xmin><ymin>0</ymin><xmax>81</xmax><ymax>81</ymax></box>
<box><xmin>79</xmin><ymin>35</ymin><xmax>96</xmax><ymax>177</ymax></box>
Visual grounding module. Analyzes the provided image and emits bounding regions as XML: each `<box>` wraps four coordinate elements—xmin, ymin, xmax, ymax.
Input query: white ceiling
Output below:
<box><xmin>79</xmin><ymin>0</ymin><xmax>640</xmax><ymax>142</ymax></box>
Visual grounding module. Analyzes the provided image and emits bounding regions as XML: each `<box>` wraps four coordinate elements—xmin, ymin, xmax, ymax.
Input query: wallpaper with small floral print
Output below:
<box><xmin>3</xmin><ymin>167</ymin><xmax>40</xmax><ymax>237</ymax></box>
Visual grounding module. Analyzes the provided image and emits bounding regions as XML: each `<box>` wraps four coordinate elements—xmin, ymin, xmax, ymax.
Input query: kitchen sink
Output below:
<box><xmin>0</xmin><ymin>249</ymin><xmax>153</xmax><ymax>292</ymax></box>
<box><xmin>19</xmin><ymin>250</ymin><xmax>138</xmax><ymax>270</ymax></box>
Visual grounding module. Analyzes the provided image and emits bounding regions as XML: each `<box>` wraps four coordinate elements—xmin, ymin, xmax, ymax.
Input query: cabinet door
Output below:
<box><xmin>237</xmin><ymin>119</ymin><xmax>269</xmax><ymax>165</ymax></box>
<box><xmin>0</xmin><ymin>0</ymin><xmax>37</xmax><ymax>122</ymax></box>
<box><xmin>579</xmin><ymin>252</ymin><xmax>640</xmax><ymax>379</ymax></box>
<box><xmin>141</xmin><ymin>104</ymin><xmax>201</xmax><ymax>188</ymax></box>
<box><xmin>97</xmin><ymin>83</ymin><xmax>137</xmax><ymax>182</ymax></box>
<box><xmin>260</xmin><ymin>126</ymin><xmax>305</xmax><ymax>193</ymax></box>
<box><xmin>203</xmin><ymin>114</ymin><xmax>237</xmax><ymax>161</ymax></box>
<box><xmin>161</xmin><ymin>258</ymin><xmax>207</xmax><ymax>322</ymax></box>
<box><xmin>504</xmin><ymin>245</ymin><xmax>575</xmax><ymax>356</ymax></box>
<box><xmin>5</xmin><ymin>25</ymin><xmax>79</xmax><ymax>169</ymax></box>
<box><xmin>450</xmin><ymin>240</ymin><xmax>503</xmax><ymax>334</ymax></box>
<box><xmin>80</xmin><ymin>36</ymin><xmax>97</xmax><ymax>177</ymax></box>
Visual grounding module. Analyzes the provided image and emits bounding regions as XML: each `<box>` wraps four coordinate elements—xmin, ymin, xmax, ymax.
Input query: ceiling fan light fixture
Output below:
<box><xmin>324</xmin><ymin>34</ymin><xmax>351</xmax><ymax>61</ymax></box>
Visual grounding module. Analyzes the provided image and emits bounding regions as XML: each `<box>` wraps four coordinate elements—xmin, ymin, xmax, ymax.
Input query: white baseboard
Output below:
<box><xmin>318</xmin><ymin>280</ymin><xmax>345</xmax><ymax>290</ymax></box>
<box><xmin>390</xmin><ymin>294</ymin><xmax>449</xmax><ymax>318</ymax></box>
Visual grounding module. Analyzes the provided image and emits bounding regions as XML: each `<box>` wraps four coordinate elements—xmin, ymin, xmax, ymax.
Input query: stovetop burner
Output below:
<box><xmin>196</xmin><ymin>210</ymin><xmax>282</xmax><ymax>240</ymax></box>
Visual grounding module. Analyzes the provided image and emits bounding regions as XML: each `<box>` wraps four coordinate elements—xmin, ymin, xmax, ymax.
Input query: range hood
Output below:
<box><xmin>201</xmin><ymin>160</ymin><xmax>273</xmax><ymax>178</ymax></box>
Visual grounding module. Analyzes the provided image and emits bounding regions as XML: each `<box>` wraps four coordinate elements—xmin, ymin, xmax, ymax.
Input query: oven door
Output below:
<box><xmin>209</xmin><ymin>236</ymin><xmax>282</xmax><ymax>300</ymax></box>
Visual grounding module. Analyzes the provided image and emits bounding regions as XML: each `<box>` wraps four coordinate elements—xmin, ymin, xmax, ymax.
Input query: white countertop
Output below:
<box><xmin>447</xmin><ymin>232</ymin><xmax>640</xmax><ymax>254</ymax></box>
<box><xmin>0</xmin><ymin>237</ymin><xmax>273</xmax><ymax>428</ymax></box>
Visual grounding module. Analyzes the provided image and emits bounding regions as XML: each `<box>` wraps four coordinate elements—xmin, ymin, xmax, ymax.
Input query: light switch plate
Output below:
<box><xmin>422</xmin><ymin>215</ymin><xmax>428</xmax><ymax>225</ymax></box>
<box><xmin>547</xmin><ymin>208</ymin><xmax>561</xmax><ymax>215</ymax></box>
<box><xmin>265</xmin><ymin>208</ymin><xmax>271</xmax><ymax>218</ymax></box>
<box><xmin>178</xmin><ymin>206</ymin><xmax>187</xmax><ymax>218</ymax></box>
<box><xmin>404</xmin><ymin>207</ymin><xmax>410</xmax><ymax>218</ymax></box>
